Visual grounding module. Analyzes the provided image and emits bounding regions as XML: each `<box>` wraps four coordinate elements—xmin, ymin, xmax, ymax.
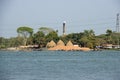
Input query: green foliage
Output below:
<box><xmin>87</xmin><ymin>42</ymin><xmax>93</xmax><ymax>49</ymax></box>
<box><xmin>59</xmin><ymin>36</ymin><xmax>68</xmax><ymax>45</ymax></box>
<box><xmin>106</xmin><ymin>29</ymin><xmax>112</xmax><ymax>36</ymax></box>
<box><xmin>111</xmin><ymin>32</ymin><xmax>120</xmax><ymax>44</ymax></box>
<box><xmin>17</xmin><ymin>26</ymin><xmax>33</xmax><ymax>46</ymax></box>
<box><xmin>33</xmin><ymin>31</ymin><xmax>46</xmax><ymax>47</ymax></box>
<box><xmin>65</xmin><ymin>33</ymin><xmax>84</xmax><ymax>45</ymax></box>
<box><xmin>83</xmin><ymin>29</ymin><xmax>95</xmax><ymax>39</ymax></box>
<box><xmin>0</xmin><ymin>37</ymin><xmax>23</xmax><ymax>49</ymax></box>
<box><xmin>1</xmin><ymin>27</ymin><xmax>120</xmax><ymax>49</ymax></box>
<box><xmin>39</xmin><ymin>27</ymin><xmax>54</xmax><ymax>35</ymax></box>
<box><xmin>105</xmin><ymin>29</ymin><xmax>113</xmax><ymax>43</ymax></box>
<box><xmin>78</xmin><ymin>30</ymin><xmax>95</xmax><ymax>48</ymax></box>
<box><xmin>0</xmin><ymin>37</ymin><xmax>6</xmax><ymax>49</ymax></box>
<box><xmin>17</xmin><ymin>26</ymin><xmax>33</xmax><ymax>37</ymax></box>
<box><xmin>0</xmin><ymin>45</ymin><xmax>5</xmax><ymax>49</ymax></box>
<box><xmin>45</xmin><ymin>31</ymin><xmax>59</xmax><ymax>43</ymax></box>
<box><xmin>80</xmin><ymin>36</ymin><xmax>89</xmax><ymax>47</ymax></box>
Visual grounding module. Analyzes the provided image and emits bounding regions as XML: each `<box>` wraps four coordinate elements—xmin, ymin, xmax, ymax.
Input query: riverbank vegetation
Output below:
<box><xmin>0</xmin><ymin>26</ymin><xmax>120</xmax><ymax>50</ymax></box>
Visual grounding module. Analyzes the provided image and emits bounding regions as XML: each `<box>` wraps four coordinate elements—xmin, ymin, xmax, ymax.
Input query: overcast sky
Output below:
<box><xmin>0</xmin><ymin>0</ymin><xmax>120</xmax><ymax>38</ymax></box>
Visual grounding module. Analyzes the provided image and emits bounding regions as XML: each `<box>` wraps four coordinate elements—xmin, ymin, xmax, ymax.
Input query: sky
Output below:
<box><xmin>0</xmin><ymin>0</ymin><xmax>120</xmax><ymax>38</ymax></box>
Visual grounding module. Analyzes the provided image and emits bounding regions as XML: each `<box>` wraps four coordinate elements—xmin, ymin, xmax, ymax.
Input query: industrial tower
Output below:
<box><xmin>116</xmin><ymin>13</ymin><xmax>120</xmax><ymax>48</ymax></box>
<box><xmin>63</xmin><ymin>21</ymin><xmax>66</xmax><ymax>36</ymax></box>
<box><xmin>116</xmin><ymin>13</ymin><xmax>119</xmax><ymax>33</ymax></box>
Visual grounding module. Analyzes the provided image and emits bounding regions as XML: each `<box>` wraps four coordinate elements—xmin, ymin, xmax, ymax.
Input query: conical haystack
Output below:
<box><xmin>46</xmin><ymin>40</ymin><xmax>56</xmax><ymax>48</ymax></box>
<box><xmin>66</xmin><ymin>40</ymin><xmax>73</xmax><ymax>46</ymax></box>
<box><xmin>46</xmin><ymin>42</ymin><xmax>50</xmax><ymax>48</ymax></box>
<box><xmin>48</xmin><ymin>40</ymin><xmax>91</xmax><ymax>51</ymax></box>
<box><xmin>57</xmin><ymin>40</ymin><xmax>65</xmax><ymax>46</ymax></box>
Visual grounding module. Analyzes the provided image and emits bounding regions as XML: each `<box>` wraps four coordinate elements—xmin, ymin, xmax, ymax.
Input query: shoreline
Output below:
<box><xmin>0</xmin><ymin>47</ymin><xmax>119</xmax><ymax>52</ymax></box>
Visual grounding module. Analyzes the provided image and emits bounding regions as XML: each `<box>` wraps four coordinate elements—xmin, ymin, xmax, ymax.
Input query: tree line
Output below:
<box><xmin>0</xmin><ymin>26</ymin><xmax>120</xmax><ymax>49</ymax></box>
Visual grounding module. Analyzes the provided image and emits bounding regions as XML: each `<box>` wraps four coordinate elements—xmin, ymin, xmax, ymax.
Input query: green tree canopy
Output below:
<box><xmin>33</xmin><ymin>31</ymin><xmax>46</xmax><ymax>47</ymax></box>
<box><xmin>79</xmin><ymin>30</ymin><xmax>95</xmax><ymax>48</ymax></box>
<box><xmin>39</xmin><ymin>27</ymin><xmax>54</xmax><ymax>35</ymax></box>
<box><xmin>17</xmin><ymin>26</ymin><xmax>33</xmax><ymax>45</ymax></box>
<box><xmin>106</xmin><ymin>29</ymin><xmax>112</xmax><ymax>36</ymax></box>
<box><xmin>83</xmin><ymin>29</ymin><xmax>95</xmax><ymax>39</ymax></box>
<box><xmin>17</xmin><ymin>26</ymin><xmax>33</xmax><ymax>37</ymax></box>
<box><xmin>105</xmin><ymin>29</ymin><xmax>113</xmax><ymax>44</ymax></box>
<box><xmin>45</xmin><ymin>31</ymin><xmax>59</xmax><ymax>43</ymax></box>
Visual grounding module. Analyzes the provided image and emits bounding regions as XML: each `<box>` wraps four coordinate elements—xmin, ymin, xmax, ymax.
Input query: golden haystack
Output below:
<box><xmin>48</xmin><ymin>40</ymin><xmax>65</xmax><ymax>50</ymax></box>
<box><xmin>57</xmin><ymin>40</ymin><xmax>65</xmax><ymax>46</ymax></box>
<box><xmin>48</xmin><ymin>40</ymin><xmax>91</xmax><ymax>51</ymax></box>
<box><xmin>46</xmin><ymin>40</ymin><xmax>56</xmax><ymax>48</ymax></box>
<box><xmin>66</xmin><ymin>40</ymin><xmax>73</xmax><ymax>46</ymax></box>
<box><xmin>48</xmin><ymin>45</ymin><xmax>65</xmax><ymax>51</ymax></box>
<box><xmin>46</xmin><ymin>42</ymin><xmax>50</xmax><ymax>48</ymax></box>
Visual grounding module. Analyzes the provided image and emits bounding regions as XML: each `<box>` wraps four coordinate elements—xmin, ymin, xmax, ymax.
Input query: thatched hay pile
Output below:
<box><xmin>57</xmin><ymin>40</ymin><xmax>65</xmax><ymax>46</ymax></box>
<box><xmin>48</xmin><ymin>40</ymin><xmax>91</xmax><ymax>51</ymax></box>
<box><xmin>48</xmin><ymin>40</ymin><xmax>65</xmax><ymax>51</ymax></box>
<box><xmin>46</xmin><ymin>40</ymin><xmax>56</xmax><ymax>48</ymax></box>
<box><xmin>66</xmin><ymin>40</ymin><xmax>73</xmax><ymax>46</ymax></box>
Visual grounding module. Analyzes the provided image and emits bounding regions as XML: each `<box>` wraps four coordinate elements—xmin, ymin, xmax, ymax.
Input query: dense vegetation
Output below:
<box><xmin>0</xmin><ymin>26</ymin><xmax>120</xmax><ymax>49</ymax></box>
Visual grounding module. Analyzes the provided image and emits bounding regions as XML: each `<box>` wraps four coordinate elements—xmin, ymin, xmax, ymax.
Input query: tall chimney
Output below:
<box><xmin>63</xmin><ymin>21</ymin><xmax>66</xmax><ymax>35</ymax></box>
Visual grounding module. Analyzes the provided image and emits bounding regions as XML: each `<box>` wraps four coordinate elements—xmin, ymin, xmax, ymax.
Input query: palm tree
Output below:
<box><xmin>84</xmin><ymin>30</ymin><xmax>95</xmax><ymax>39</ymax></box>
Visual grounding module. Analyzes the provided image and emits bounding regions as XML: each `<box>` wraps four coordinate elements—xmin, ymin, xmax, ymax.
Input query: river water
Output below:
<box><xmin>0</xmin><ymin>50</ymin><xmax>120</xmax><ymax>80</ymax></box>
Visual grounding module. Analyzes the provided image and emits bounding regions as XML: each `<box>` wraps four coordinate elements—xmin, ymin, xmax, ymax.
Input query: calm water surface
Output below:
<box><xmin>0</xmin><ymin>50</ymin><xmax>120</xmax><ymax>80</ymax></box>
